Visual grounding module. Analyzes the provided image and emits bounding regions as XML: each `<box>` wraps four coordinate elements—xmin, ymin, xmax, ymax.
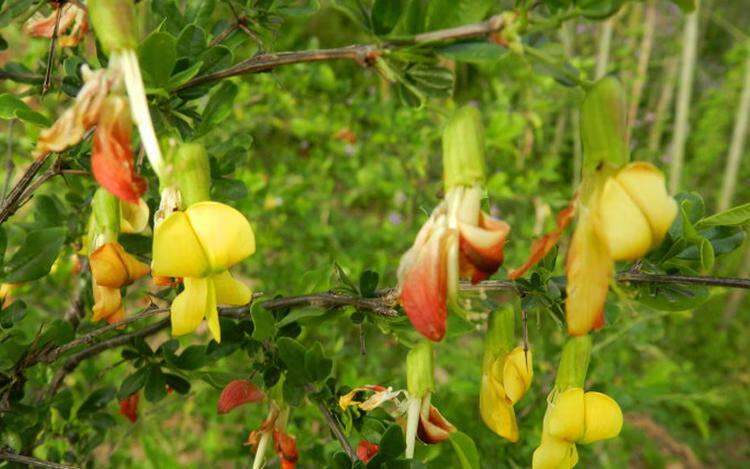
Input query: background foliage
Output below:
<box><xmin>0</xmin><ymin>0</ymin><xmax>749</xmax><ymax>468</ymax></box>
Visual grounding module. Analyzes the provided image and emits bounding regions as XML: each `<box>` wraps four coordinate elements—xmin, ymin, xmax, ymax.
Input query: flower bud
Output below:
<box><xmin>88</xmin><ymin>0</ymin><xmax>137</xmax><ymax>54</ymax></box>
<box><xmin>554</xmin><ymin>335</ymin><xmax>592</xmax><ymax>391</ymax></box>
<box><xmin>406</xmin><ymin>340</ymin><xmax>435</xmax><ymax>398</ymax></box>
<box><xmin>443</xmin><ymin>106</ymin><xmax>486</xmax><ymax>190</ymax></box>
<box><xmin>581</xmin><ymin>77</ymin><xmax>629</xmax><ymax>176</ymax></box>
<box><xmin>503</xmin><ymin>346</ymin><xmax>533</xmax><ymax>404</ymax></box>
<box><xmin>175</xmin><ymin>143</ymin><xmax>212</xmax><ymax>207</ymax></box>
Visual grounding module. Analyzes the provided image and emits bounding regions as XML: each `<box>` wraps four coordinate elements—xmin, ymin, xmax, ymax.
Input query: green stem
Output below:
<box><xmin>523</xmin><ymin>45</ymin><xmax>592</xmax><ymax>89</ymax></box>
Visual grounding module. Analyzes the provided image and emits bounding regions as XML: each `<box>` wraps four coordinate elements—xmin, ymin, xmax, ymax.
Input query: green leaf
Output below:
<box><xmin>3</xmin><ymin>227</ymin><xmax>66</xmax><ymax>283</ymax></box>
<box><xmin>359</xmin><ymin>270</ymin><xmax>379</xmax><ymax>297</ymax></box>
<box><xmin>52</xmin><ymin>390</ymin><xmax>73</xmax><ymax>420</ymax></box>
<box><xmin>276</xmin><ymin>306</ymin><xmax>327</xmax><ymax>328</ymax></box>
<box><xmin>633</xmin><ymin>284</ymin><xmax>710</xmax><ymax>311</ymax></box>
<box><xmin>696</xmin><ymin>203</ymin><xmax>750</xmax><ymax>228</ymax></box>
<box><xmin>0</xmin><ymin>94</ymin><xmax>51</xmax><ymax>126</ymax></box>
<box><xmin>372</xmin><ymin>0</ymin><xmax>407</xmax><ymax>35</ymax></box>
<box><xmin>118</xmin><ymin>366</ymin><xmax>149</xmax><ymax>399</ymax></box>
<box><xmin>174</xmin><ymin>345</ymin><xmax>206</xmax><ymax>370</ymax></box>
<box><xmin>197</xmin><ymin>45</ymin><xmax>232</xmax><ymax>75</ymax></box>
<box><xmin>167</xmin><ymin>60</ymin><xmax>203</xmax><ymax>89</ymax></box>
<box><xmin>0</xmin><ymin>300</ymin><xmax>26</xmax><ymax>328</ymax></box>
<box><xmin>176</xmin><ymin>24</ymin><xmax>207</xmax><ymax>59</ymax></box>
<box><xmin>138</xmin><ymin>31</ymin><xmax>178</xmax><ymax>88</ymax></box>
<box><xmin>439</xmin><ymin>41</ymin><xmax>508</xmax><ymax>64</ymax></box>
<box><xmin>424</xmin><ymin>0</ymin><xmax>494</xmax><ymax>31</ymax></box>
<box><xmin>164</xmin><ymin>373</ymin><xmax>191</xmax><ymax>394</ymax></box>
<box><xmin>331</xmin><ymin>0</ymin><xmax>371</xmax><ymax>31</ymax></box>
<box><xmin>211</xmin><ymin>177</ymin><xmax>248</xmax><ymax>201</ymax></box>
<box><xmin>449</xmin><ymin>431</ymin><xmax>480</xmax><ymax>469</ymax></box>
<box><xmin>304</xmin><ymin>341</ymin><xmax>332</xmax><ymax>382</ymax></box>
<box><xmin>392</xmin><ymin>0</ymin><xmax>429</xmax><ymax>35</ymax></box>
<box><xmin>201</xmin><ymin>81</ymin><xmax>238</xmax><ymax>130</ymax></box>
<box><xmin>277</xmin><ymin>336</ymin><xmax>307</xmax><ymax>370</ymax></box>
<box><xmin>144</xmin><ymin>364</ymin><xmax>167</xmax><ymax>402</ymax></box>
<box><xmin>251</xmin><ymin>306</ymin><xmax>276</xmax><ymax>341</ymax></box>
<box><xmin>378</xmin><ymin>424</ymin><xmax>405</xmax><ymax>459</ymax></box>
<box><xmin>77</xmin><ymin>386</ymin><xmax>117</xmax><ymax>417</ymax></box>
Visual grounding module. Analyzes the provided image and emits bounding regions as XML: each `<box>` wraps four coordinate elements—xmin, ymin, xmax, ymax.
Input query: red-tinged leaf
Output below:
<box><xmin>273</xmin><ymin>430</ymin><xmax>299</xmax><ymax>469</ymax></box>
<box><xmin>357</xmin><ymin>439</ymin><xmax>380</xmax><ymax>463</ymax></box>
<box><xmin>509</xmin><ymin>196</ymin><xmax>578</xmax><ymax>279</ymax></box>
<box><xmin>458</xmin><ymin>213</ymin><xmax>510</xmax><ymax>283</ymax></box>
<box><xmin>119</xmin><ymin>392</ymin><xmax>139</xmax><ymax>423</ymax></box>
<box><xmin>400</xmin><ymin>228</ymin><xmax>449</xmax><ymax>342</ymax></box>
<box><xmin>417</xmin><ymin>399</ymin><xmax>456</xmax><ymax>444</ymax></box>
<box><xmin>217</xmin><ymin>380</ymin><xmax>264</xmax><ymax>414</ymax></box>
<box><xmin>92</xmin><ymin>96</ymin><xmax>147</xmax><ymax>204</ymax></box>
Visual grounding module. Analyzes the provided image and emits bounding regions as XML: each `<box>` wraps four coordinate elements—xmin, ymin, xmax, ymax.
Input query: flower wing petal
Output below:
<box><xmin>615</xmin><ymin>162</ymin><xmax>677</xmax><ymax>245</ymax></box>
<box><xmin>596</xmin><ymin>177</ymin><xmax>652</xmax><ymax>260</ymax></box>
<box><xmin>458</xmin><ymin>213</ymin><xmax>510</xmax><ymax>283</ymax></box>
<box><xmin>153</xmin><ymin>211</ymin><xmax>210</xmax><ymax>278</ymax></box>
<box><xmin>579</xmin><ymin>391</ymin><xmax>623</xmax><ymax>444</ymax></box>
<box><xmin>479</xmin><ymin>374</ymin><xmax>518</xmax><ymax>442</ymax></box>
<box><xmin>170</xmin><ymin>276</ymin><xmax>210</xmax><ymax>336</ymax></box>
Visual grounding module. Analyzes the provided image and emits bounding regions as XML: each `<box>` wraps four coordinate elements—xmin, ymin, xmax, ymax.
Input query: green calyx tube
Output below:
<box><xmin>88</xmin><ymin>0</ymin><xmax>137</xmax><ymax>54</ymax></box>
<box><xmin>407</xmin><ymin>340</ymin><xmax>435</xmax><ymax>398</ymax></box>
<box><xmin>443</xmin><ymin>105</ymin><xmax>487</xmax><ymax>190</ymax></box>
<box><xmin>580</xmin><ymin>77</ymin><xmax>629</xmax><ymax>177</ymax></box>
<box><xmin>174</xmin><ymin>143</ymin><xmax>212</xmax><ymax>207</ymax></box>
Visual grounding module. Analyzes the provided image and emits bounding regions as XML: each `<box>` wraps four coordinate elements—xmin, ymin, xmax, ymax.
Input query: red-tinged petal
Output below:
<box><xmin>24</xmin><ymin>4</ymin><xmax>77</xmax><ymax>39</ymax></box>
<box><xmin>92</xmin><ymin>96</ymin><xmax>147</xmax><ymax>204</ymax></box>
<box><xmin>417</xmin><ymin>399</ymin><xmax>456</xmax><ymax>444</ymax></box>
<box><xmin>400</xmin><ymin>227</ymin><xmax>450</xmax><ymax>342</ymax></box>
<box><xmin>458</xmin><ymin>213</ymin><xmax>510</xmax><ymax>283</ymax></box>
<box><xmin>509</xmin><ymin>196</ymin><xmax>578</xmax><ymax>279</ymax></box>
<box><xmin>357</xmin><ymin>439</ymin><xmax>380</xmax><ymax>463</ymax></box>
<box><xmin>243</xmin><ymin>430</ymin><xmax>263</xmax><ymax>452</ymax></box>
<box><xmin>217</xmin><ymin>380</ymin><xmax>265</xmax><ymax>414</ymax></box>
<box><xmin>565</xmin><ymin>213</ymin><xmax>612</xmax><ymax>335</ymax></box>
<box><xmin>273</xmin><ymin>430</ymin><xmax>299</xmax><ymax>469</ymax></box>
<box><xmin>92</xmin><ymin>284</ymin><xmax>123</xmax><ymax>323</ymax></box>
<box><xmin>119</xmin><ymin>393</ymin><xmax>139</xmax><ymax>423</ymax></box>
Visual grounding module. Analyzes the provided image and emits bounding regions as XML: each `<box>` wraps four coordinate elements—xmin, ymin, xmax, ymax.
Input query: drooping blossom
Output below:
<box><xmin>509</xmin><ymin>78</ymin><xmax>677</xmax><ymax>335</ymax></box>
<box><xmin>396</xmin><ymin>106</ymin><xmax>509</xmax><ymax>341</ymax></box>
<box><xmin>119</xmin><ymin>392</ymin><xmax>139</xmax><ymax>423</ymax></box>
<box><xmin>152</xmin><ymin>202</ymin><xmax>255</xmax><ymax>342</ymax></box>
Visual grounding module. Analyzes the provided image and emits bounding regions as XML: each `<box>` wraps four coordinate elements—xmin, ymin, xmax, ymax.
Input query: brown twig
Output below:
<box><xmin>307</xmin><ymin>384</ymin><xmax>356</xmax><ymax>461</ymax></box>
<box><xmin>0</xmin><ymin>449</ymin><xmax>80</xmax><ymax>469</ymax></box>
<box><xmin>177</xmin><ymin>13</ymin><xmax>509</xmax><ymax>92</ymax></box>
<box><xmin>42</xmin><ymin>3</ymin><xmax>62</xmax><ymax>95</ymax></box>
<box><xmin>0</xmin><ymin>152</ymin><xmax>52</xmax><ymax>225</ymax></box>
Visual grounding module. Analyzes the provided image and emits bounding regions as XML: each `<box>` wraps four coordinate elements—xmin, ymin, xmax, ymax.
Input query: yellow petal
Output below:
<box><xmin>120</xmin><ymin>198</ymin><xmax>150</xmax><ymax>234</ymax></box>
<box><xmin>615</xmin><ymin>162</ymin><xmax>677</xmax><ymax>245</ymax></box>
<box><xmin>503</xmin><ymin>346</ymin><xmax>533</xmax><ymax>404</ymax></box>
<box><xmin>212</xmin><ymin>271</ymin><xmax>252</xmax><ymax>305</ymax></box>
<box><xmin>579</xmin><ymin>391</ymin><xmax>623</xmax><ymax>444</ymax></box>
<box><xmin>547</xmin><ymin>388</ymin><xmax>585</xmax><ymax>442</ymax></box>
<box><xmin>170</xmin><ymin>277</ymin><xmax>211</xmax><ymax>336</ymax></box>
<box><xmin>532</xmin><ymin>437</ymin><xmax>578</xmax><ymax>469</ymax></box>
<box><xmin>565</xmin><ymin>213</ymin><xmax>612</xmax><ymax>335</ymax></box>
<box><xmin>479</xmin><ymin>374</ymin><xmax>518</xmax><ymax>442</ymax></box>
<box><xmin>153</xmin><ymin>211</ymin><xmax>210</xmax><ymax>278</ymax></box>
<box><xmin>185</xmin><ymin>202</ymin><xmax>255</xmax><ymax>271</ymax></box>
<box><xmin>596</xmin><ymin>177</ymin><xmax>652</xmax><ymax>260</ymax></box>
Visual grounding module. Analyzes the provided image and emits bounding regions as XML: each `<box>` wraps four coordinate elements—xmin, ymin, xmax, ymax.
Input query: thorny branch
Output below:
<box><xmin>307</xmin><ymin>383</ymin><xmax>357</xmax><ymax>462</ymax></box>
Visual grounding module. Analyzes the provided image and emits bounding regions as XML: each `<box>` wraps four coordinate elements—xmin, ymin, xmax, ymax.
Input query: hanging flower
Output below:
<box><xmin>152</xmin><ymin>202</ymin><xmax>255</xmax><ymax>342</ymax></box>
<box><xmin>217</xmin><ymin>381</ymin><xmax>298</xmax><ymax>469</ymax></box>
<box><xmin>532</xmin><ymin>388</ymin><xmax>623</xmax><ymax>469</ymax></box>
<box><xmin>481</xmin><ymin>345</ymin><xmax>533</xmax><ymax>442</ymax></box>
<box><xmin>119</xmin><ymin>392</ymin><xmax>139</xmax><ymax>423</ymax></box>
<box><xmin>23</xmin><ymin>2</ymin><xmax>88</xmax><ymax>47</ymax></box>
<box><xmin>509</xmin><ymin>78</ymin><xmax>677</xmax><ymax>335</ymax></box>
<box><xmin>89</xmin><ymin>242</ymin><xmax>150</xmax><ymax>324</ymax></box>
<box><xmin>397</xmin><ymin>106</ymin><xmax>509</xmax><ymax>341</ymax></box>
<box><xmin>357</xmin><ymin>439</ymin><xmax>380</xmax><ymax>463</ymax></box>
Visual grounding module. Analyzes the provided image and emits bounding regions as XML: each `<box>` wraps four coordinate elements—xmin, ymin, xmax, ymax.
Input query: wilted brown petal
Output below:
<box><xmin>416</xmin><ymin>399</ymin><xmax>456</xmax><ymax>444</ymax></box>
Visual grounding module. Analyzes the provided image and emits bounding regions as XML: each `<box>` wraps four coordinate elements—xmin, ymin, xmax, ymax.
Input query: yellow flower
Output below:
<box><xmin>152</xmin><ymin>201</ymin><xmax>255</xmax><ymax>342</ymax></box>
<box><xmin>532</xmin><ymin>388</ymin><xmax>623</xmax><ymax>469</ymax></box>
<box><xmin>480</xmin><ymin>345</ymin><xmax>533</xmax><ymax>442</ymax></box>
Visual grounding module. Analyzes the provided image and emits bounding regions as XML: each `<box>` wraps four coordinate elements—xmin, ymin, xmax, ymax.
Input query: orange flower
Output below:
<box><xmin>357</xmin><ymin>439</ymin><xmax>379</xmax><ymax>463</ymax></box>
<box><xmin>89</xmin><ymin>242</ymin><xmax>149</xmax><ymax>324</ymax></box>
<box><xmin>91</xmin><ymin>96</ymin><xmax>147</xmax><ymax>204</ymax></box>
<box><xmin>23</xmin><ymin>3</ymin><xmax>88</xmax><ymax>47</ymax></box>
<box><xmin>119</xmin><ymin>392</ymin><xmax>139</xmax><ymax>423</ymax></box>
<box><xmin>397</xmin><ymin>106</ymin><xmax>509</xmax><ymax>341</ymax></box>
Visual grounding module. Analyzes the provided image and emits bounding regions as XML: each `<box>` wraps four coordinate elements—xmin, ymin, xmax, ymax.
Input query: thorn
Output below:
<box><xmin>522</xmin><ymin>309</ymin><xmax>530</xmax><ymax>372</ymax></box>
